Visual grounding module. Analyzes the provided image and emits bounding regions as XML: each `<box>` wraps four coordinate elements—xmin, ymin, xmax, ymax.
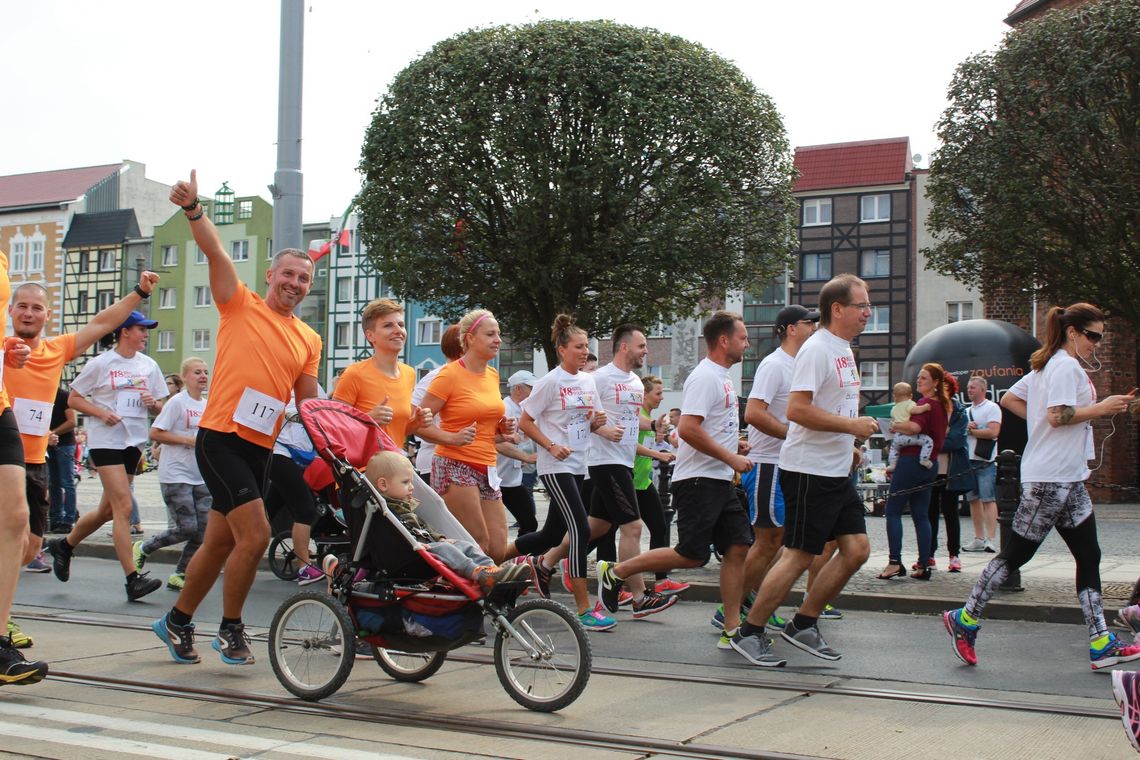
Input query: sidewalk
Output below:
<box><xmin>71</xmin><ymin>471</ymin><xmax>1140</xmax><ymax>624</ymax></box>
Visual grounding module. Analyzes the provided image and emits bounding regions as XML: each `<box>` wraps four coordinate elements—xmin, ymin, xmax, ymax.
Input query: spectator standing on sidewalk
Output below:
<box><xmin>961</xmin><ymin>375</ymin><xmax>1002</xmax><ymax>554</ymax></box>
<box><xmin>46</xmin><ymin>388</ymin><xmax>78</xmax><ymax>535</ymax></box>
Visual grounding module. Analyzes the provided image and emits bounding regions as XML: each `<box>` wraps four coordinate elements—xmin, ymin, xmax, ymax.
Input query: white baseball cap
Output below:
<box><xmin>507</xmin><ymin>370</ymin><xmax>537</xmax><ymax>388</ymax></box>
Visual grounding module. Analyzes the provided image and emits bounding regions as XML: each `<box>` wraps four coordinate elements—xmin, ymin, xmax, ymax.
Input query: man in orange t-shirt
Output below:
<box><xmin>5</xmin><ymin>273</ymin><xmax>159</xmax><ymax>574</ymax></box>
<box><xmin>154</xmin><ymin>170</ymin><xmax>321</xmax><ymax>667</ymax></box>
<box><xmin>332</xmin><ymin>297</ymin><xmax>430</xmax><ymax>447</ymax></box>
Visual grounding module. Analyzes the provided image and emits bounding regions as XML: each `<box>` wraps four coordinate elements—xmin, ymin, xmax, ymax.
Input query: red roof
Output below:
<box><xmin>0</xmin><ymin>164</ymin><xmax>121</xmax><ymax>211</ymax></box>
<box><xmin>793</xmin><ymin>137</ymin><xmax>912</xmax><ymax>193</ymax></box>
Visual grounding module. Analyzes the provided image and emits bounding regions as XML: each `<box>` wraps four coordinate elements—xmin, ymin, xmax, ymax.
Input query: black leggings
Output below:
<box><xmin>928</xmin><ymin>478</ymin><xmax>962</xmax><ymax>558</ymax></box>
<box><xmin>515</xmin><ymin>473</ymin><xmax>590</xmax><ymax>578</ymax></box>
<box><xmin>593</xmin><ymin>483</ymin><xmax>671</xmax><ymax>580</ymax></box>
<box><xmin>501</xmin><ymin>485</ymin><xmax>537</xmax><ymax>535</ymax></box>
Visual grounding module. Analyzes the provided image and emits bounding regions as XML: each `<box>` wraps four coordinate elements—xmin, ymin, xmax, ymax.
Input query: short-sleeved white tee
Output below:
<box><xmin>412</xmin><ymin>365</ymin><xmax>444</xmax><ymax>474</ymax></box>
<box><xmin>747</xmin><ymin>348</ymin><xmax>794</xmax><ymax>464</ymax></box>
<box><xmin>70</xmin><ymin>349</ymin><xmax>168</xmax><ymax>450</ymax></box>
<box><xmin>589</xmin><ymin>362</ymin><xmax>644</xmax><ymax>467</ymax></box>
<box><xmin>496</xmin><ymin>396</ymin><xmax>526</xmax><ymax>488</ymax></box>
<box><xmin>967</xmin><ymin>398</ymin><xmax>1002</xmax><ymax>462</ymax></box>
<box><xmin>521</xmin><ymin>366</ymin><xmax>599</xmax><ymax>477</ymax></box>
<box><xmin>1020</xmin><ymin>350</ymin><xmax>1096</xmax><ymax>483</ymax></box>
<box><xmin>272</xmin><ymin>383</ymin><xmax>327</xmax><ymax>458</ymax></box>
<box><xmin>152</xmin><ymin>390</ymin><xmax>206</xmax><ymax>485</ymax></box>
<box><xmin>779</xmin><ymin>328</ymin><xmax>860</xmax><ymax>478</ymax></box>
<box><xmin>673</xmin><ymin>358</ymin><xmax>740</xmax><ymax>482</ymax></box>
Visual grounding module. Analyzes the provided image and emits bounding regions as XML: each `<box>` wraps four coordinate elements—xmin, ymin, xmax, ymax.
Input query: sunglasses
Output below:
<box><xmin>1079</xmin><ymin>328</ymin><xmax>1103</xmax><ymax>344</ymax></box>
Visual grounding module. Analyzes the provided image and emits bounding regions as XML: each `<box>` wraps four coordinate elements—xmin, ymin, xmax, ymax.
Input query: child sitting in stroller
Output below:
<box><xmin>365</xmin><ymin>451</ymin><xmax>532</xmax><ymax>594</ymax></box>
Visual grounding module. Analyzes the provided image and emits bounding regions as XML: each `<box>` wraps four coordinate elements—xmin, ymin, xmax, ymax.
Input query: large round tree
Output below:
<box><xmin>357</xmin><ymin>20</ymin><xmax>796</xmax><ymax>363</ymax></box>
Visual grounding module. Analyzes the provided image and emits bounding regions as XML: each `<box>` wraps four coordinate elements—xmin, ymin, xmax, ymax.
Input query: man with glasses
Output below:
<box><xmin>731</xmin><ymin>275</ymin><xmax>878</xmax><ymax>667</ymax></box>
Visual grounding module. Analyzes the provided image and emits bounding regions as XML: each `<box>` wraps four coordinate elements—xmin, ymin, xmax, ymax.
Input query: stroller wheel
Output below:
<box><xmin>268</xmin><ymin>590</ymin><xmax>355</xmax><ymax>701</ymax></box>
<box><xmin>494</xmin><ymin>597</ymin><xmax>592</xmax><ymax>712</ymax></box>
<box><xmin>372</xmin><ymin>648</ymin><xmax>447</xmax><ymax>682</ymax></box>
<box><xmin>268</xmin><ymin>531</ymin><xmax>300</xmax><ymax>581</ymax></box>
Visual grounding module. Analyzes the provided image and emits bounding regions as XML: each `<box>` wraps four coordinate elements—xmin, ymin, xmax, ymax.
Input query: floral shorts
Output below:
<box><xmin>431</xmin><ymin>455</ymin><xmax>502</xmax><ymax>502</ymax></box>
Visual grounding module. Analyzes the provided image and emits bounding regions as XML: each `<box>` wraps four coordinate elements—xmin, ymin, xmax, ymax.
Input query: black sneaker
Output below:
<box><xmin>525</xmin><ymin>556</ymin><xmax>552</xmax><ymax>598</ymax></box>
<box><xmin>46</xmin><ymin>539</ymin><xmax>71</xmax><ymax>582</ymax></box>
<box><xmin>596</xmin><ymin>560</ymin><xmax>621</xmax><ymax>613</ymax></box>
<box><xmin>151</xmin><ymin>613</ymin><xmax>200</xmax><ymax>664</ymax></box>
<box><xmin>213</xmin><ymin>623</ymin><xmax>255</xmax><ymax>665</ymax></box>
<box><xmin>0</xmin><ymin>636</ymin><xmax>48</xmax><ymax>686</ymax></box>
<box><xmin>631</xmin><ymin>590</ymin><xmax>679</xmax><ymax>619</ymax></box>
<box><xmin>125</xmin><ymin>573</ymin><xmax>162</xmax><ymax>601</ymax></box>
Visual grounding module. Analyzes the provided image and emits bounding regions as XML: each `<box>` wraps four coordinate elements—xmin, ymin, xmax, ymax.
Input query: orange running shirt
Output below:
<box><xmin>332</xmin><ymin>359</ymin><xmax>417</xmax><ymax>446</ymax></box>
<box><xmin>426</xmin><ymin>360</ymin><xmax>504</xmax><ymax>466</ymax></box>
<box><xmin>0</xmin><ymin>252</ymin><xmax>10</xmax><ymax>412</ymax></box>
<box><xmin>4</xmin><ymin>333</ymin><xmax>78</xmax><ymax>464</ymax></box>
<box><xmin>199</xmin><ymin>283</ymin><xmax>322</xmax><ymax>449</ymax></box>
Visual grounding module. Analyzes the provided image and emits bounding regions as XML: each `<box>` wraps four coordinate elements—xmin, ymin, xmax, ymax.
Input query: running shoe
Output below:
<box><xmin>1116</xmin><ymin>605</ymin><xmax>1140</xmax><ymax>635</ymax></box>
<box><xmin>819</xmin><ymin>604</ymin><xmax>844</xmax><ymax>621</ymax></box>
<box><xmin>711</xmin><ymin>605</ymin><xmax>727</xmax><ymax>631</ymax></box>
<box><xmin>355</xmin><ymin>640</ymin><xmax>373</xmax><ymax>659</ymax></box>
<box><xmin>0</xmin><ymin>635</ymin><xmax>47</xmax><ymax>686</ymax></box>
<box><xmin>780</xmin><ymin>621</ymin><xmax>841</xmax><ymax>660</ymax></box>
<box><xmin>948</xmin><ymin>555</ymin><xmax>962</xmax><ymax>573</ymax></box>
<box><xmin>983</xmin><ymin>538</ymin><xmax>997</xmax><ymax>553</ymax></box>
<box><xmin>1090</xmin><ymin>633</ymin><xmax>1140</xmax><ymax>671</ymax></box>
<box><xmin>579</xmin><ymin>602</ymin><xmax>616</xmax><ymax>632</ymax></box>
<box><xmin>1112</xmin><ymin>670</ymin><xmax>1140</xmax><ymax>752</ymax></box>
<box><xmin>654</xmin><ymin>577</ymin><xmax>690</xmax><ymax>596</ymax></box>
<box><xmin>717</xmin><ymin>626</ymin><xmax>739</xmax><ymax>650</ymax></box>
<box><xmin>151</xmin><ymin>613</ymin><xmax>200</xmax><ymax>664</ymax></box>
<box><xmin>166</xmin><ymin>572</ymin><xmax>186</xmax><ymax>590</ymax></box>
<box><xmin>961</xmin><ymin>538</ymin><xmax>986</xmax><ymax>552</ymax></box>
<box><xmin>296</xmin><ymin>564</ymin><xmax>324</xmax><ymax>586</ymax></box>
<box><xmin>595</xmin><ymin>560</ymin><xmax>621</xmax><ymax>613</ymax></box>
<box><xmin>731</xmin><ymin>631</ymin><xmax>787</xmax><ymax>668</ymax></box>
<box><xmin>213</xmin><ymin>623</ymin><xmax>255</xmax><ymax>665</ymax></box>
<box><xmin>125</xmin><ymin>572</ymin><xmax>162</xmax><ymax>601</ymax></box>
<box><xmin>46</xmin><ymin>538</ymin><xmax>71</xmax><ymax>582</ymax></box>
<box><xmin>559</xmin><ymin>558</ymin><xmax>572</xmax><ymax>594</ymax></box>
<box><xmin>618</xmin><ymin>590</ymin><xmax>634</xmax><ymax>608</ymax></box>
<box><xmin>6</xmin><ymin>621</ymin><xmax>32</xmax><ymax>649</ymax></box>
<box><xmin>712</xmin><ymin>597</ymin><xmax>755</xmax><ymax>631</ymax></box>
<box><xmin>24</xmin><ymin>552</ymin><xmax>50</xmax><ymax>573</ymax></box>
<box><xmin>942</xmin><ymin>608</ymin><xmax>979</xmax><ymax>666</ymax></box>
<box><xmin>473</xmin><ymin>562</ymin><xmax>534</xmax><ymax>594</ymax></box>
<box><xmin>132</xmin><ymin>541</ymin><xmax>147</xmax><ymax>572</ymax></box>
<box><xmin>524</xmin><ymin>556</ymin><xmax>552</xmax><ymax>598</ymax></box>
<box><xmin>766</xmin><ymin>612</ymin><xmax>787</xmax><ymax>632</ymax></box>
<box><xmin>631</xmin><ymin>590</ymin><xmax>678</xmax><ymax>619</ymax></box>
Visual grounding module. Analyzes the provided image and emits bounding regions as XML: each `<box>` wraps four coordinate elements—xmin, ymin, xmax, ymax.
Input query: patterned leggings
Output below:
<box><xmin>964</xmin><ymin>481</ymin><xmax>1107</xmax><ymax>637</ymax></box>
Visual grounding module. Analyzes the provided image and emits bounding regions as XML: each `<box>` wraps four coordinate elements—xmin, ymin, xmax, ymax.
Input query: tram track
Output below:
<box><xmin>19</xmin><ymin>610</ymin><xmax>1119</xmax><ymax>722</ymax></box>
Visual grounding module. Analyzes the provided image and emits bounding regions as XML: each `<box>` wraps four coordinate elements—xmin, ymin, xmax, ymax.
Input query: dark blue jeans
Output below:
<box><xmin>47</xmin><ymin>444</ymin><xmax>77</xmax><ymax>527</ymax></box>
<box><xmin>885</xmin><ymin>455</ymin><xmax>937</xmax><ymax>565</ymax></box>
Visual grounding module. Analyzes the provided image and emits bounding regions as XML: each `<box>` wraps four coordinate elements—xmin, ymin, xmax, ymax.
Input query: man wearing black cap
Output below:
<box><xmin>732</xmin><ymin>305</ymin><xmax>818</xmax><ymax>634</ymax></box>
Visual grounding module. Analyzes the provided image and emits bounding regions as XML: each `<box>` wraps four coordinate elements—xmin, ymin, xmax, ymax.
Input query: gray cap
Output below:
<box><xmin>507</xmin><ymin>370</ymin><xmax>537</xmax><ymax>388</ymax></box>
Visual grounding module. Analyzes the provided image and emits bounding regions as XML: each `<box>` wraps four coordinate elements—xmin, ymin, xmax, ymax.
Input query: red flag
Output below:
<box><xmin>337</xmin><ymin>228</ymin><xmax>351</xmax><ymax>248</ymax></box>
<box><xmin>308</xmin><ymin>241</ymin><xmax>332</xmax><ymax>262</ymax></box>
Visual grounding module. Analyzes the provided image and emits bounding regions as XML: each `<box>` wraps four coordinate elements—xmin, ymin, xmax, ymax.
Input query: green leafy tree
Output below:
<box><xmin>357</xmin><ymin>20</ymin><xmax>796</xmax><ymax>363</ymax></box>
<box><xmin>924</xmin><ymin>0</ymin><xmax>1140</xmax><ymax>324</ymax></box>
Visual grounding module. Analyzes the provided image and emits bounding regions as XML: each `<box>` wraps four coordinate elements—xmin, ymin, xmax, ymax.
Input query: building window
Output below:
<box><xmin>96</xmin><ymin>290</ymin><xmax>114</xmax><ymax>310</ymax></box>
<box><xmin>193</xmin><ymin>286</ymin><xmax>212</xmax><ymax>307</ymax></box>
<box><xmin>157</xmin><ymin>330</ymin><xmax>175</xmax><ymax>352</ymax></box>
<box><xmin>10</xmin><ymin>241</ymin><xmax>25</xmax><ymax>274</ymax></box>
<box><xmin>417</xmin><ymin>318</ymin><xmax>442</xmax><ymax>345</ymax></box>
<box><xmin>238</xmin><ymin>200</ymin><xmax>253</xmax><ymax>220</ymax></box>
<box><xmin>948</xmin><ymin>301</ymin><xmax>974</xmax><ymax>323</ymax></box>
<box><xmin>865</xmin><ymin>306</ymin><xmax>890</xmax><ymax>333</ymax></box>
<box><xmin>860</xmin><ymin>361</ymin><xmax>889</xmax><ymax>390</ymax></box>
<box><xmin>29</xmin><ymin>240</ymin><xmax>44</xmax><ymax>273</ymax></box>
<box><xmin>335</xmin><ymin>277</ymin><xmax>352</xmax><ymax>302</ymax></box>
<box><xmin>231</xmin><ymin>240</ymin><xmax>249</xmax><ymax>261</ymax></box>
<box><xmin>859</xmin><ymin>249</ymin><xmax>891</xmax><ymax>278</ymax></box>
<box><xmin>644</xmin><ymin>364</ymin><xmax>675</xmax><ymax>391</ymax></box>
<box><xmin>860</xmin><ymin>194</ymin><xmax>891</xmax><ymax>222</ymax></box>
<box><xmin>802</xmin><ymin>198</ymin><xmax>832</xmax><ymax>226</ymax></box>
<box><xmin>801</xmin><ymin>252</ymin><xmax>832</xmax><ymax>281</ymax></box>
<box><xmin>98</xmin><ymin>250</ymin><xmax>115</xmax><ymax>271</ymax></box>
<box><xmin>162</xmin><ymin>245</ymin><xmax>178</xmax><ymax>267</ymax></box>
<box><xmin>159</xmin><ymin>288</ymin><xmax>176</xmax><ymax>309</ymax></box>
<box><xmin>196</xmin><ymin>246</ymin><xmax>207</xmax><ymax>264</ymax></box>
<box><xmin>76</xmin><ymin>291</ymin><xmax>88</xmax><ymax>313</ymax></box>
<box><xmin>192</xmin><ymin>329</ymin><xmax>211</xmax><ymax>351</ymax></box>
<box><xmin>77</xmin><ymin>251</ymin><xmax>89</xmax><ymax>274</ymax></box>
<box><xmin>335</xmin><ymin>322</ymin><xmax>352</xmax><ymax>349</ymax></box>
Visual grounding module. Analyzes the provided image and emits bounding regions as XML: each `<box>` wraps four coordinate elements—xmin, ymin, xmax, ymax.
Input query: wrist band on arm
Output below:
<box><xmin>133</xmin><ymin>285</ymin><xmax>150</xmax><ymax>299</ymax></box>
<box><xmin>181</xmin><ymin>198</ymin><xmax>199</xmax><ymax>212</ymax></box>
<box><xmin>186</xmin><ymin>209</ymin><xmax>204</xmax><ymax>222</ymax></box>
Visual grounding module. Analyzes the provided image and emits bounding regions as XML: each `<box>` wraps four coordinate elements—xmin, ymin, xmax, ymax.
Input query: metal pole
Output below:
<box><xmin>996</xmin><ymin>449</ymin><xmax>1023</xmax><ymax>591</ymax></box>
<box><xmin>271</xmin><ymin>0</ymin><xmax>304</xmax><ymax>253</ymax></box>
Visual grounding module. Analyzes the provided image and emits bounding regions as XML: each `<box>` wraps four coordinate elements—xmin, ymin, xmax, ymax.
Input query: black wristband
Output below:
<box><xmin>181</xmin><ymin>198</ymin><xmax>199</xmax><ymax>212</ymax></box>
<box><xmin>186</xmin><ymin>210</ymin><xmax>204</xmax><ymax>222</ymax></box>
<box><xmin>133</xmin><ymin>285</ymin><xmax>150</xmax><ymax>299</ymax></box>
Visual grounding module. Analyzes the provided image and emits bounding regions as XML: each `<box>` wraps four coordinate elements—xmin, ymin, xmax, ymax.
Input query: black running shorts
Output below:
<box><xmin>780</xmin><ymin>469</ymin><xmax>866</xmax><ymax>556</ymax></box>
<box><xmin>196</xmin><ymin>429</ymin><xmax>271</xmax><ymax>515</ymax></box>
<box><xmin>672</xmin><ymin>477</ymin><xmax>753</xmax><ymax>563</ymax></box>
<box><xmin>88</xmin><ymin>446</ymin><xmax>143</xmax><ymax>473</ymax></box>
<box><xmin>25</xmin><ymin>462</ymin><xmax>48</xmax><ymax>537</ymax></box>
<box><xmin>587</xmin><ymin>464</ymin><xmax>641</xmax><ymax>526</ymax></box>
<box><xmin>0</xmin><ymin>408</ymin><xmax>25</xmax><ymax>467</ymax></box>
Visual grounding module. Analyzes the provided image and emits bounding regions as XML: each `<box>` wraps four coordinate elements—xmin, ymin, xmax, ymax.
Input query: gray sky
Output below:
<box><xmin>4</xmin><ymin>0</ymin><xmax>1011</xmax><ymax>222</ymax></box>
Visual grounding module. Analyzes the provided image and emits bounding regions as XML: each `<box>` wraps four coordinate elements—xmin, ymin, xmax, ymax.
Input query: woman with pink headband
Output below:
<box><xmin>420</xmin><ymin>309</ymin><xmax>516</xmax><ymax>560</ymax></box>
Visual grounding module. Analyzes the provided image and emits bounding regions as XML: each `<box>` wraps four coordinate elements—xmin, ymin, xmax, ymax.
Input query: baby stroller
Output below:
<box><xmin>266</xmin><ymin>399</ymin><xmax>591</xmax><ymax>712</ymax></box>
